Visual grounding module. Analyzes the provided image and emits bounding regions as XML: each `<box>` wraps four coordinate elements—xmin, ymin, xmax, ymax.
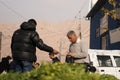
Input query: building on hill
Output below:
<box><xmin>86</xmin><ymin>0</ymin><xmax>120</xmax><ymax>50</ymax></box>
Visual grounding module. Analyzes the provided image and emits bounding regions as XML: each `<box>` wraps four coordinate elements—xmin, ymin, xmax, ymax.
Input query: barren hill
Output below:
<box><xmin>0</xmin><ymin>20</ymin><xmax>90</xmax><ymax>63</ymax></box>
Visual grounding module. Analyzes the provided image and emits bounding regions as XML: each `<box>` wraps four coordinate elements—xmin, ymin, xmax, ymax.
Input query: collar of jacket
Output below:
<box><xmin>76</xmin><ymin>37</ymin><xmax>81</xmax><ymax>43</ymax></box>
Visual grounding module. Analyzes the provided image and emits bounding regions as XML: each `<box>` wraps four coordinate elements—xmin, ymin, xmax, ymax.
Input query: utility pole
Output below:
<box><xmin>0</xmin><ymin>32</ymin><xmax>2</xmax><ymax>60</ymax></box>
<box><xmin>77</xmin><ymin>11</ymin><xmax>82</xmax><ymax>39</ymax></box>
<box><xmin>79</xmin><ymin>11</ymin><xmax>82</xmax><ymax>39</ymax></box>
<box><xmin>59</xmin><ymin>40</ymin><xmax>62</xmax><ymax>62</ymax></box>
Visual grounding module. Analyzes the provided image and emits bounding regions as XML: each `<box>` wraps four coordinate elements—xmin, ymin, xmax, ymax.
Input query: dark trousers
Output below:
<box><xmin>65</xmin><ymin>55</ymin><xmax>74</xmax><ymax>63</ymax></box>
<box><xmin>13</xmin><ymin>60</ymin><xmax>33</xmax><ymax>73</ymax></box>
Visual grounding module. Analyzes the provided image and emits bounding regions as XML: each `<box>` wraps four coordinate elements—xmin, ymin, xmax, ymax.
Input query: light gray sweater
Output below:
<box><xmin>69</xmin><ymin>38</ymin><xmax>89</xmax><ymax>63</ymax></box>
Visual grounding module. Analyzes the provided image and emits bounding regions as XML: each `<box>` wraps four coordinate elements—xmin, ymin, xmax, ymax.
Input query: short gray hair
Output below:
<box><xmin>67</xmin><ymin>30</ymin><xmax>76</xmax><ymax>37</ymax></box>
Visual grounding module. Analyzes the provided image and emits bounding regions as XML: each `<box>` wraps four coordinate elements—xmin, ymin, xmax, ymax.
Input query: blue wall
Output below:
<box><xmin>90</xmin><ymin>1</ymin><xmax>120</xmax><ymax>50</ymax></box>
<box><xmin>90</xmin><ymin>10</ymin><xmax>103</xmax><ymax>49</ymax></box>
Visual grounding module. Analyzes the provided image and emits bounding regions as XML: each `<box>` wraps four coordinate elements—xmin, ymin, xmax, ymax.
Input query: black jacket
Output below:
<box><xmin>11</xmin><ymin>22</ymin><xmax>53</xmax><ymax>62</ymax></box>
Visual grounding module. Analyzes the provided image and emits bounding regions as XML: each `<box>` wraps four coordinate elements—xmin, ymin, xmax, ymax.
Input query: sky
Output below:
<box><xmin>0</xmin><ymin>0</ymin><xmax>90</xmax><ymax>23</ymax></box>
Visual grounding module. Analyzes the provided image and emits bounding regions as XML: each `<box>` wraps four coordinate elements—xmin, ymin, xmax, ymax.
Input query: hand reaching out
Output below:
<box><xmin>49</xmin><ymin>49</ymin><xmax>59</xmax><ymax>59</ymax></box>
<box><xmin>53</xmin><ymin>49</ymin><xmax>59</xmax><ymax>54</ymax></box>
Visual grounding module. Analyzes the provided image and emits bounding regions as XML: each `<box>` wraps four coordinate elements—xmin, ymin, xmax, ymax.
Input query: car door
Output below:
<box><xmin>96</xmin><ymin>55</ymin><xmax>117</xmax><ymax>77</ymax></box>
<box><xmin>113</xmin><ymin>56</ymin><xmax>120</xmax><ymax>79</ymax></box>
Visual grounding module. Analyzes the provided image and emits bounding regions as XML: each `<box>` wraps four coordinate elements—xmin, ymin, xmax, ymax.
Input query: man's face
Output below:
<box><xmin>68</xmin><ymin>34</ymin><xmax>77</xmax><ymax>43</ymax></box>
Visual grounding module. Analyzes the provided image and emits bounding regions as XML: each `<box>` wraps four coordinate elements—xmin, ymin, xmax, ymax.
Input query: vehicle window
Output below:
<box><xmin>97</xmin><ymin>55</ymin><xmax>113</xmax><ymax>67</ymax></box>
<box><xmin>114</xmin><ymin>56</ymin><xmax>120</xmax><ymax>67</ymax></box>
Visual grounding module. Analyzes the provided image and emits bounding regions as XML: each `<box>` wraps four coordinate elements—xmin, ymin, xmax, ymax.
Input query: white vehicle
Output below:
<box><xmin>88</xmin><ymin>49</ymin><xmax>120</xmax><ymax>79</ymax></box>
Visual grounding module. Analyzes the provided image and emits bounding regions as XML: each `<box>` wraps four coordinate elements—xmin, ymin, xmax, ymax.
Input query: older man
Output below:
<box><xmin>66</xmin><ymin>30</ymin><xmax>89</xmax><ymax>64</ymax></box>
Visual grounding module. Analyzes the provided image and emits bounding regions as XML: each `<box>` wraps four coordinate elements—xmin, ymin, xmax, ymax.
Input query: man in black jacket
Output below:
<box><xmin>11</xmin><ymin>19</ymin><xmax>58</xmax><ymax>72</ymax></box>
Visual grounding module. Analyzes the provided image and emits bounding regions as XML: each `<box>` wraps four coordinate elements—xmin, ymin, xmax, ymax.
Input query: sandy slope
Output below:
<box><xmin>0</xmin><ymin>20</ymin><xmax>90</xmax><ymax>63</ymax></box>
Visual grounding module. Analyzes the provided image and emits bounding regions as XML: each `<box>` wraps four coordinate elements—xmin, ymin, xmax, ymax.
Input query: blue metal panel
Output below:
<box><xmin>90</xmin><ymin>1</ymin><xmax>120</xmax><ymax>50</ymax></box>
<box><xmin>90</xmin><ymin>10</ymin><xmax>103</xmax><ymax>49</ymax></box>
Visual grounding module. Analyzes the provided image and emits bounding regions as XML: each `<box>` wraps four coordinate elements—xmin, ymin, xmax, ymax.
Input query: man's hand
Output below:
<box><xmin>67</xmin><ymin>52</ymin><xmax>74</xmax><ymax>57</ymax></box>
<box><xmin>49</xmin><ymin>53</ymin><xmax>55</xmax><ymax>59</ymax></box>
<box><xmin>53</xmin><ymin>49</ymin><xmax>59</xmax><ymax>54</ymax></box>
<box><xmin>49</xmin><ymin>49</ymin><xmax>59</xmax><ymax>59</ymax></box>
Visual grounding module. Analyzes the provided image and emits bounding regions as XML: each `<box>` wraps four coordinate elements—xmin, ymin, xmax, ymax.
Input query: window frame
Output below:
<box><xmin>113</xmin><ymin>56</ymin><xmax>120</xmax><ymax>67</ymax></box>
<box><xmin>97</xmin><ymin>55</ymin><xmax>113</xmax><ymax>67</ymax></box>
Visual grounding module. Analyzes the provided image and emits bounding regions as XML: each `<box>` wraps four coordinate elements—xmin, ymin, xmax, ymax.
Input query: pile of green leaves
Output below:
<box><xmin>0</xmin><ymin>62</ymin><xmax>118</xmax><ymax>80</ymax></box>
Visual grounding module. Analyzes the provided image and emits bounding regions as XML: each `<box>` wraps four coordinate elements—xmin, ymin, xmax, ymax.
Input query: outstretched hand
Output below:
<box><xmin>53</xmin><ymin>49</ymin><xmax>59</xmax><ymax>54</ymax></box>
<box><xmin>49</xmin><ymin>49</ymin><xmax>59</xmax><ymax>59</ymax></box>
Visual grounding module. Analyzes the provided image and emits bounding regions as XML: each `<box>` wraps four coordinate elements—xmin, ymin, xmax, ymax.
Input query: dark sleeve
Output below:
<box><xmin>11</xmin><ymin>31</ymin><xmax>16</xmax><ymax>50</ymax></box>
<box><xmin>11</xmin><ymin>36</ymin><xmax>13</xmax><ymax>49</ymax></box>
<box><xmin>31</xmin><ymin>32</ymin><xmax>54</xmax><ymax>53</ymax></box>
